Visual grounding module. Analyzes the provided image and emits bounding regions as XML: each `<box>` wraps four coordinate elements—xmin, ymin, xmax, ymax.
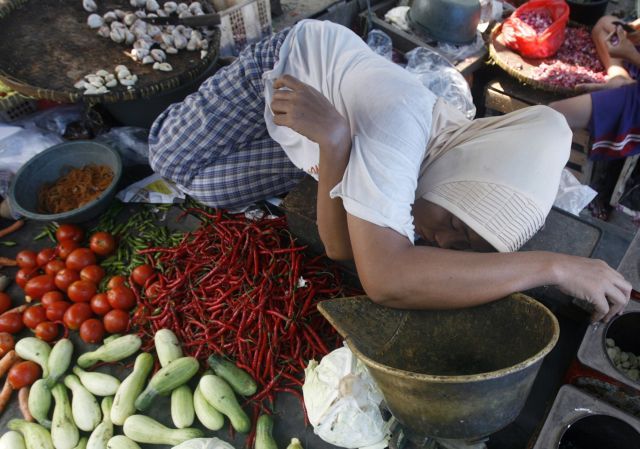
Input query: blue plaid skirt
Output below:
<box><xmin>148</xmin><ymin>27</ymin><xmax>306</xmax><ymax>209</ymax></box>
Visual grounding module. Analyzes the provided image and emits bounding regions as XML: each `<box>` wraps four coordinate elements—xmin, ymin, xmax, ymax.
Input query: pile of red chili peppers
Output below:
<box><xmin>130</xmin><ymin>208</ymin><xmax>356</xmax><ymax>427</ymax></box>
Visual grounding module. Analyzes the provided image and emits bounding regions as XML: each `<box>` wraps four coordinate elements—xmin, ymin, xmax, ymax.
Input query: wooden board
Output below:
<box><xmin>0</xmin><ymin>0</ymin><xmax>220</xmax><ymax>104</ymax></box>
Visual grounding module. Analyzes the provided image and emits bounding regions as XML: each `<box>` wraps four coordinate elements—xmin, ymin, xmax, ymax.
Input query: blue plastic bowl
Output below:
<box><xmin>9</xmin><ymin>140</ymin><xmax>122</xmax><ymax>223</ymax></box>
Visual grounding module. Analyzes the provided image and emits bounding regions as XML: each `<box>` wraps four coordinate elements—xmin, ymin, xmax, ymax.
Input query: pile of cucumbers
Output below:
<box><xmin>0</xmin><ymin>329</ymin><xmax>266</xmax><ymax>449</ymax></box>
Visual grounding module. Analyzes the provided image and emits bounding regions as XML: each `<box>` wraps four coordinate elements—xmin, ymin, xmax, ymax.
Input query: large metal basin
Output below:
<box><xmin>318</xmin><ymin>294</ymin><xmax>559</xmax><ymax>441</ymax></box>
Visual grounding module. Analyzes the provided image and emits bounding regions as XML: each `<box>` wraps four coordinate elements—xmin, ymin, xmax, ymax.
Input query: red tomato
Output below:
<box><xmin>90</xmin><ymin>293</ymin><xmax>112</xmax><ymax>316</ymax></box>
<box><xmin>36</xmin><ymin>248</ymin><xmax>56</xmax><ymax>267</ymax></box>
<box><xmin>103</xmin><ymin>309</ymin><xmax>129</xmax><ymax>334</ymax></box>
<box><xmin>22</xmin><ymin>306</ymin><xmax>47</xmax><ymax>329</ymax></box>
<box><xmin>55</xmin><ymin>224</ymin><xmax>84</xmax><ymax>244</ymax></box>
<box><xmin>16</xmin><ymin>268</ymin><xmax>39</xmax><ymax>289</ymax></box>
<box><xmin>46</xmin><ymin>301</ymin><xmax>71</xmax><ymax>322</ymax></box>
<box><xmin>8</xmin><ymin>361</ymin><xmax>41</xmax><ymax>389</ymax></box>
<box><xmin>89</xmin><ymin>232</ymin><xmax>116</xmax><ymax>256</ymax></box>
<box><xmin>131</xmin><ymin>264</ymin><xmax>154</xmax><ymax>286</ymax></box>
<box><xmin>44</xmin><ymin>259</ymin><xmax>66</xmax><ymax>276</ymax></box>
<box><xmin>63</xmin><ymin>303</ymin><xmax>93</xmax><ymax>330</ymax></box>
<box><xmin>0</xmin><ymin>332</ymin><xmax>14</xmax><ymax>354</ymax></box>
<box><xmin>15</xmin><ymin>250</ymin><xmax>38</xmax><ymax>269</ymax></box>
<box><xmin>79</xmin><ymin>319</ymin><xmax>105</xmax><ymax>344</ymax></box>
<box><xmin>41</xmin><ymin>291</ymin><xmax>64</xmax><ymax>308</ymax></box>
<box><xmin>0</xmin><ymin>293</ymin><xmax>11</xmax><ymax>314</ymax></box>
<box><xmin>35</xmin><ymin>321</ymin><xmax>59</xmax><ymax>342</ymax></box>
<box><xmin>24</xmin><ymin>274</ymin><xmax>56</xmax><ymax>300</ymax></box>
<box><xmin>80</xmin><ymin>265</ymin><xmax>105</xmax><ymax>284</ymax></box>
<box><xmin>67</xmin><ymin>280</ymin><xmax>97</xmax><ymax>303</ymax></box>
<box><xmin>54</xmin><ymin>269</ymin><xmax>80</xmax><ymax>292</ymax></box>
<box><xmin>56</xmin><ymin>240</ymin><xmax>80</xmax><ymax>260</ymax></box>
<box><xmin>0</xmin><ymin>313</ymin><xmax>24</xmax><ymax>334</ymax></box>
<box><xmin>107</xmin><ymin>275</ymin><xmax>127</xmax><ymax>290</ymax></box>
<box><xmin>65</xmin><ymin>248</ymin><xmax>97</xmax><ymax>271</ymax></box>
<box><xmin>107</xmin><ymin>286</ymin><xmax>136</xmax><ymax>311</ymax></box>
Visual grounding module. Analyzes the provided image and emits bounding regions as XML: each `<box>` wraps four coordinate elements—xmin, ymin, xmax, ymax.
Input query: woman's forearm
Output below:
<box><xmin>347</xmin><ymin>214</ymin><xmax>631</xmax><ymax>321</ymax></box>
<box><xmin>317</xmin><ymin>136</ymin><xmax>353</xmax><ymax>260</ymax></box>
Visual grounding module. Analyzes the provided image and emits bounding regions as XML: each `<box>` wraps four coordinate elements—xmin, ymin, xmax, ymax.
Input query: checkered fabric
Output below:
<box><xmin>148</xmin><ymin>27</ymin><xmax>306</xmax><ymax>209</ymax></box>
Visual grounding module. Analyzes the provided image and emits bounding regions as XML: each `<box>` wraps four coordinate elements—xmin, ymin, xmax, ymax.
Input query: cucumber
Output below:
<box><xmin>111</xmin><ymin>353</ymin><xmax>153</xmax><ymax>426</ymax></box>
<box><xmin>86</xmin><ymin>397</ymin><xmax>113</xmax><ymax>449</ymax></box>
<box><xmin>77</xmin><ymin>335</ymin><xmax>141</xmax><ymax>369</ymax></box>
<box><xmin>193</xmin><ymin>385</ymin><xmax>224</xmax><ymax>431</ymax></box>
<box><xmin>7</xmin><ymin>419</ymin><xmax>53</xmax><ymax>449</ymax></box>
<box><xmin>63</xmin><ymin>375</ymin><xmax>101</xmax><ymax>432</ymax></box>
<box><xmin>255</xmin><ymin>414</ymin><xmax>278</xmax><ymax>449</ymax></box>
<box><xmin>123</xmin><ymin>415</ymin><xmax>203</xmax><ymax>446</ymax></box>
<box><xmin>171</xmin><ymin>385</ymin><xmax>194</xmax><ymax>428</ymax></box>
<box><xmin>154</xmin><ymin>329</ymin><xmax>183</xmax><ymax>367</ymax></box>
<box><xmin>286</xmin><ymin>437</ymin><xmax>303</xmax><ymax>449</ymax></box>
<box><xmin>51</xmin><ymin>383</ymin><xmax>80</xmax><ymax>449</ymax></box>
<box><xmin>45</xmin><ymin>339</ymin><xmax>73</xmax><ymax>389</ymax></box>
<box><xmin>199</xmin><ymin>374</ymin><xmax>251</xmax><ymax>433</ymax></box>
<box><xmin>134</xmin><ymin>356</ymin><xmax>199</xmax><ymax>411</ymax></box>
<box><xmin>73</xmin><ymin>437</ymin><xmax>88</xmax><ymax>449</ymax></box>
<box><xmin>0</xmin><ymin>430</ymin><xmax>26</xmax><ymax>449</ymax></box>
<box><xmin>208</xmin><ymin>355</ymin><xmax>257</xmax><ymax>396</ymax></box>
<box><xmin>15</xmin><ymin>338</ymin><xmax>51</xmax><ymax>378</ymax></box>
<box><xmin>106</xmin><ymin>435</ymin><xmax>141</xmax><ymax>449</ymax></box>
<box><xmin>72</xmin><ymin>367</ymin><xmax>120</xmax><ymax>397</ymax></box>
<box><xmin>29</xmin><ymin>379</ymin><xmax>52</xmax><ymax>428</ymax></box>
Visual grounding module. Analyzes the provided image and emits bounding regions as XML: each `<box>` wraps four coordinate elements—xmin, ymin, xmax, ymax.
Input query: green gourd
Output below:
<box><xmin>199</xmin><ymin>374</ymin><xmax>250</xmax><ymax>433</ymax></box>
<box><xmin>111</xmin><ymin>353</ymin><xmax>153</xmax><ymax>426</ymax></box>
<box><xmin>134</xmin><ymin>356</ymin><xmax>199</xmax><ymax>411</ymax></box>
<box><xmin>123</xmin><ymin>415</ymin><xmax>203</xmax><ymax>446</ymax></box>
<box><xmin>7</xmin><ymin>419</ymin><xmax>53</xmax><ymax>449</ymax></box>
<box><xmin>51</xmin><ymin>384</ymin><xmax>79</xmax><ymax>449</ymax></box>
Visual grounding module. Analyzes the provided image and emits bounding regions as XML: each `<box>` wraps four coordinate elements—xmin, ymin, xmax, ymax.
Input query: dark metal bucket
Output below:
<box><xmin>409</xmin><ymin>0</ymin><xmax>481</xmax><ymax>44</ymax></box>
<box><xmin>318</xmin><ymin>294</ymin><xmax>559</xmax><ymax>441</ymax></box>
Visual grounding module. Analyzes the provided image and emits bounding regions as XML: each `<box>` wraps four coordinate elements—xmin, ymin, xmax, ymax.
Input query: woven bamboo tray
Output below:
<box><xmin>489</xmin><ymin>22</ymin><xmax>594</xmax><ymax>96</ymax></box>
<box><xmin>0</xmin><ymin>0</ymin><xmax>220</xmax><ymax>104</ymax></box>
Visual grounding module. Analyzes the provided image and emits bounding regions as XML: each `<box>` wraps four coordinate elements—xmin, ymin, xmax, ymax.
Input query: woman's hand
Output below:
<box><xmin>552</xmin><ymin>254</ymin><xmax>631</xmax><ymax>323</ymax></box>
<box><xmin>606</xmin><ymin>27</ymin><xmax>640</xmax><ymax>61</ymax></box>
<box><xmin>270</xmin><ymin>75</ymin><xmax>350</xmax><ymax>149</ymax></box>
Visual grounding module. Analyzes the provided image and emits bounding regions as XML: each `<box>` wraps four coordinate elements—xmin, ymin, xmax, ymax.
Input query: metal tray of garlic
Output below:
<box><xmin>0</xmin><ymin>0</ymin><xmax>220</xmax><ymax>103</ymax></box>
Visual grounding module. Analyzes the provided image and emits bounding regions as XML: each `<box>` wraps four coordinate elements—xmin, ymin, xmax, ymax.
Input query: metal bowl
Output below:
<box><xmin>409</xmin><ymin>0</ymin><xmax>481</xmax><ymax>44</ymax></box>
<box><xmin>318</xmin><ymin>293</ymin><xmax>559</xmax><ymax>440</ymax></box>
<box><xmin>9</xmin><ymin>140</ymin><xmax>122</xmax><ymax>223</ymax></box>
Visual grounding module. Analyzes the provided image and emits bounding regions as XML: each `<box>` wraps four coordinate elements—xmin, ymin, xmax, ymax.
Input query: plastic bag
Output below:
<box><xmin>404</xmin><ymin>47</ymin><xmax>476</xmax><ymax>119</ymax></box>
<box><xmin>172</xmin><ymin>437</ymin><xmax>236</xmax><ymax>449</ymax></box>
<box><xmin>0</xmin><ymin>123</ymin><xmax>64</xmax><ymax>175</ymax></box>
<box><xmin>553</xmin><ymin>168</ymin><xmax>597</xmax><ymax>216</ymax></box>
<box><xmin>501</xmin><ymin>0</ymin><xmax>570</xmax><ymax>59</ymax></box>
<box><xmin>94</xmin><ymin>126</ymin><xmax>149</xmax><ymax>166</ymax></box>
<box><xmin>367</xmin><ymin>29</ymin><xmax>393</xmax><ymax>60</ymax></box>
<box><xmin>302</xmin><ymin>344</ymin><xmax>391</xmax><ymax>449</ymax></box>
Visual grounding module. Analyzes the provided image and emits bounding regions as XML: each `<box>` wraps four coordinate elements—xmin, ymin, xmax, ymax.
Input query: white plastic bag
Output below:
<box><xmin>404</xmin><ymin>47</ymin><xmax>477</xmax><ymax>119</ymax></box>
<box><xmin>0</xmin><ymin>123</ymin><xmax>63</xmax><ymax>174</ymax></box>
<box><xmin>172</xmin><ymin>437</ymin><xmax>236</xmax><ymax>449</ymax></box>
<box><xmin>303</xmin><ymin>344</ymin><xmax>391</xmax><ymax>449</ymax></box>
<box><xmin>553</xmin><ymin>168</ymin><xmax>597</xmax><ymax>216</ymax></box>
<box><xmin>94</xmin><ymin>126</ymin><xmax>149</xmax><ymax>166</ymax></box>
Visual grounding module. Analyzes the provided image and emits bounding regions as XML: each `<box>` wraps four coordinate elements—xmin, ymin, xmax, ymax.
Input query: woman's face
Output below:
<box><xmin>412</xmin><ymin>199</ymin><xmax>494</xmax><ymax>252</ymax></box>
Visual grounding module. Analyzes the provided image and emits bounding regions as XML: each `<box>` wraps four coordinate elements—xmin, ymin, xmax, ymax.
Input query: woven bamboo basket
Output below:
<box><xmin>0</xmin><ymin>0</ymin><xmax>220</xmax><ymax>104</ymax></box>
<box><xmin>488</xmin><ymin>22</ymin><xmax>601</xmax><ymax>96</ymax></box>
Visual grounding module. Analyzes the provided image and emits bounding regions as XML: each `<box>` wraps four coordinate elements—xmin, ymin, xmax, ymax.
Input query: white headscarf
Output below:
<box><xmin>416</xmin><ymin>101</ymin><xmax>572</xmax><ymax>252</ymax></box>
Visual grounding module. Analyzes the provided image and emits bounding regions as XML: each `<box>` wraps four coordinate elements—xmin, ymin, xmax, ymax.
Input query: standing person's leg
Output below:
<box><xmin>148</xmin><ymin>28</ymin><xmax>306</xmax><ymax>209</ymax></box>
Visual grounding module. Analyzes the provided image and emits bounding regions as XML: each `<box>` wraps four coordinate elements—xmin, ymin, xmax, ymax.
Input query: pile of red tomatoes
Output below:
<box><xmin>3</xmin><ymin>224</ymin><xmax>150</xmax><ymax>344</ymax></box>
